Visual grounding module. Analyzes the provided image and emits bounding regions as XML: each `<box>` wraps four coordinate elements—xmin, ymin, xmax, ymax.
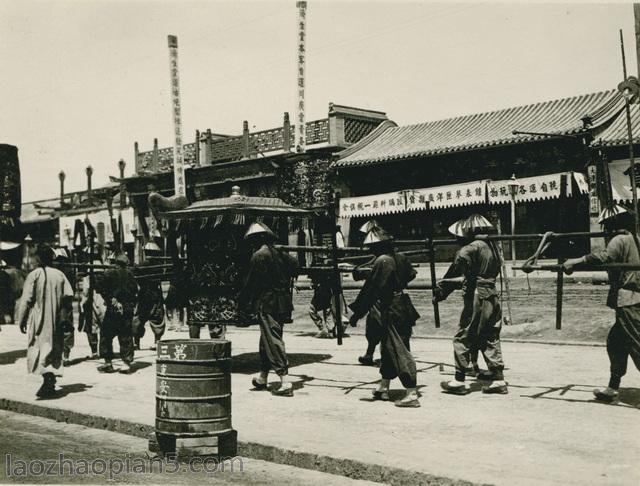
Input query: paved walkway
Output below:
<box><xmin>0</xmin><ymin>325</ymin><xmax>638</xmax><ymax>485</ymax></box>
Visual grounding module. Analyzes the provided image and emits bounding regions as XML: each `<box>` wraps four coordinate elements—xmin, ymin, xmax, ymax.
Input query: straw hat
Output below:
<box><xmin>597</xmin><ymin>204</ymin><xmax>629</xmax><ymax>224</ymax></box>
<box><xmin>358</xmin><ymin>219</ymin><xmax>380</xmax><ymax>234</ymax></box>
<box><xmin>244</xmin><ymin>222</ymin><xmax>276</xmax><ymax>240</ymax></box>
<box><xmin>362</xmin><ymin>227</ymin><xmax>394</xmax><ymax>246</ymax></box>
<box><xmin>448</xmin><ymin>214</ymin><xmax>494</xmax><ymax>238</ymax></box>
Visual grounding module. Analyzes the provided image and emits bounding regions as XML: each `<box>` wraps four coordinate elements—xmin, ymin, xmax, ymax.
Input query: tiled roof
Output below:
<box><xmin>592</xmin><ymin>102</ymin><xmax>640</xmax><ymax>147</ymax></box>
<box><xmin>335</xmin><ymin>90</ymin><xmax>625</xmax><ymax>168</ymax></box>
<box><xmin>21</xmin><ymin>198</ymin><xmax>58</xmax><ymax>224</ymax></box>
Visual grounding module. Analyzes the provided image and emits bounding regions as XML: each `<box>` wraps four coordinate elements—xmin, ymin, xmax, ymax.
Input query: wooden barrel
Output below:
<box><xmin>155</xmin><ymin>339</ymin><xmax>232</xmax><ymax>437</ymax></box>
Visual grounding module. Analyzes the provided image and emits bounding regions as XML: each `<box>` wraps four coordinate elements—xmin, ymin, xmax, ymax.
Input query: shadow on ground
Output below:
<box><xmin>232</xmin><ymin>352</ymin><xmax>332</xmax><ymax>374</ymax></box>
<box><xmin>37</xmin><ymin>383</ymin><xmax>93</xmax><ymax>401</ymax></box>
<box><xmin>0</xmin><ymin>349</ymin><xmax>26</xmax><ymax>365</ymax></box>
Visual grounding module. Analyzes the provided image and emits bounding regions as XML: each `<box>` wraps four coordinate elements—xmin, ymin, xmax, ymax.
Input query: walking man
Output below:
<box><xmin>349</xmin><ymin>226</ymin><xmax>420</xmax><ymax>408</ymax></box>
<box><xmin>95</xmin><ymin>252</ymin><xmax>138</xmax><ymax>374</ymax></box>
<box><xmin>238</xmin><ymin>222</ymin><xmax>299</xmax><ymax>397</ymax></box>
<box><xmin>563</xmin><ymin>204</ymin><xmax>640</xmax><ymax>403</ymax></box>
<box><xmin>435</xmin><ymin>214</ymin><xmax>507</xmax><ymax>395</ymax></box>
<box><xmin>16</xmin><ymin>245</ymin><xmax>74</xmax><ymax>398</ymax></box>
<box><xmin>134</xmin><ymin>263</ymin><xmax>165</xmax><ymax>351</ymax></box>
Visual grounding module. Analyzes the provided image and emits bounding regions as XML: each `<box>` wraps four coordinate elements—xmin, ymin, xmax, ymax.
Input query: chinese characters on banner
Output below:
<box><xmin>295</xmin><ymin>1</ymin><xmax>307</xmax><ymax>153</ymax></box>
<box><xmin>338</xmin><ymin>172</ymin><xmax>588</xmax><ymax>219</ymax></box>
<box><xmin>486</xmin><ymin>173</ymin><xmax>572</xmax><ymax>204</ymax></box>
<box><xmin>168</xmin><ymin>35</ymin><xmax>186</xmax><ymax>197</ymax></box>
<box><xmin>338</xmin><ymin>181</ymin><xmax>487</xmax><ymax>218</ymax></box>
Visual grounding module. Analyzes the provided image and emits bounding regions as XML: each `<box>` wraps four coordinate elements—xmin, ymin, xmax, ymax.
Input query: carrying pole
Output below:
<box><xmin>330</xmin><ymin>192</ymin><xmax>344</xmax><ymax>345</ymax></box>
<box><xmin>425</xmin><ymin>202</ymin><xmax>440</xmax><ymax>328</ymax></box>
<box><xmin>87</xmin><ymin>230</ymin><xmax>95</xmax><ymax>334</ymax></box>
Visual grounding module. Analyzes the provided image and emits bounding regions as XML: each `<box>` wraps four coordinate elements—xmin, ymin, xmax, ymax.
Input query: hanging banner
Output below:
<box><xmin>487</xmin><ymin>172</ymin><xmax>576</xmax><ymax>204</ymax></box>
<box><xmin>295</xmin><ymin>1</ymin><xmax>307</xmax><ymax>152</ymax></box>
<box><xmin>339</xmin><ymin>180</ymin><xmax>487</xmax><ymax>218</ymax></box>
<box><xmin>59</xmin><ymin>208</ymin><xmax>136</xmax><ymax>247</ymax></box>
<box><xmin>168</xmin><ymin>35</ymin><xmax>186</xmax><ymax>197</ymax></box>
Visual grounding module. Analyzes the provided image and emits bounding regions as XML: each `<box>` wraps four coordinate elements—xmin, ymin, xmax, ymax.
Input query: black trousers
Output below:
<box><xmin>453</xmin><ymin>293</ymin><xmax>504</xmax><ymax>380</ymax></box>
<box><xmin>379</xmin><ymin>320</ymin><xmax>416</xmax><ymax>388</ymax></box>
<box><xmin>100</xmin><ymin>309</ymin><xmax>134</xmax><ymax>364</ymax></box>
<box><xmin>608</xmin><ymin>305</ymin><xmax>640</xmax><ymax>385</ymax></box>
<box><xmin>258</xmin><ymin>313</ymin><xmax>288</xmax><ymax>376</ymax></box>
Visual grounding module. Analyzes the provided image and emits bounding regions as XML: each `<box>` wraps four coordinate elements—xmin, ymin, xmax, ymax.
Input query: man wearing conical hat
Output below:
<box><xmin>349</xmin><ymin>225</ymin><xmax>421</xmax><ymax>407</ymax></box>
<box><xmin>435</xmin><ymin>213</ymin><xmax>508</xmax><ymax>395</ymax></box>
<box><xmin>563</xmin><ymin>204</ymin><xmax>640</xmax><ymax>403</ymax></box>
<box><xmin>238</xmin><ymin>222</ymin><xmax>299</xmax><ymax>397</ymax></box>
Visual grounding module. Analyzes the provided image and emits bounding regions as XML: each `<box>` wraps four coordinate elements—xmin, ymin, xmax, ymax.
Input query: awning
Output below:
<box><xmin>610</xmin><ymin>159</ymin><xmax>635</xmax><ymax>203</ymax></box>
<box><xmin>339</xmin><ymin>172</ymin><xmax>588</xmax><ymax>218</ymax></box>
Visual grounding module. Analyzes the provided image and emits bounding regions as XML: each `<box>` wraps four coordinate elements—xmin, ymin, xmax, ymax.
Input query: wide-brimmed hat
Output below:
<box><xmin>448</xmin><ymin>214</ymin><xmax>494</xmax><ymax>238</ymax></box>
<box><xmin>597</xmin><ymin>204</ymin><xmax>629</xmax><ymax>224</ymax></box>
<box><xmin>362</xmin><ymin>227</ymin><xmax>394</xmax><ymax>246</ymax></box>
<box><xmin>358</xmin><ymin>219</ymin><xmax>380</xmax><ymax>234</ymax></box>
<box><xmin>244</xmin><ymin>222</ymin><xmax>276</xmax><ymax>241</ymax></box>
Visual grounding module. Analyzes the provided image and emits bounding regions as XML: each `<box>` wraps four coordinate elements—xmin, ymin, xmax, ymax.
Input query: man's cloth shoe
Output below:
<box><xmin>394</xmin><ymin>397</ymin><xmax>420</xmax><ymax>408</ymax></box>
<box><xmin>440</xmin><ymin>381</ymin><xmax>468</xmax><ymax>395</ymax></box>
<box><xmin>593</xmin><ymin>387</ymin><xmax>619</xmax><ymax>403</ymax></box>
<box><xmin>97</xmin><ymin>363</ymin><xmax>116</xmax><ymax>373</ymax></box>
<box><xmin>358</xmin><ymin>355</ymin><xmax>375</xmax><ymax>366</ymax></box>
<box><xmin>118</xmin><ymin>363</ymin><xmax>133</xmax><ymax>374</ymax></box>
<box><xmin>272</xmin><ymin>384</ymin><xmax>293</xmax><ymax>397</ymax></box>
<box><xmin>482</xmin><ymin>382</ymin><xmax>508</xmax><ymax>394</ymax></box>
<box><xmin>36</xmin><ymin>382</ymin><xmax>55</xmax><ymax>398</ymax></box>
<box><xmin>251</xmin><ymin>377</ymin><xmax>268</xmax><ymax>390</ymax></box>
<box><xmin>372</xmin><ymin>390</ymin><xmax>389</xmax><ymax>401</ymax></box>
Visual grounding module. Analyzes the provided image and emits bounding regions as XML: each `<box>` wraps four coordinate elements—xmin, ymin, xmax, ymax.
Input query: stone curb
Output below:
<box><xmin>0</xmin><ymin>397</ymin><xmax>480</xmax><ymax>486</ymax></box>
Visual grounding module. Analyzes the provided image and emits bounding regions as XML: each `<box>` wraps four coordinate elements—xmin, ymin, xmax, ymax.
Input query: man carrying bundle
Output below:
<box><xmin>239</xmin><ymin>222</ymin><xmax>299</xmax><ymax>397</ymax></box>
<box><xmin>435</xmin><ymin>214</ymin><xmax>508</xmax><ymax>395</ymax></box>
<box><xmin>349</xmin><ymin>225</ymin><xmax>420</xmax><ymax>408</ymax></box>
<box><xmin>563</xmin><ymin>205</ymin><xmax>640</xmax><ymax>403</ymax></box>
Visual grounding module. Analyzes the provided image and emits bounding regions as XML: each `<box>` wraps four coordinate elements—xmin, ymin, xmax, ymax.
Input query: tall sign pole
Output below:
<box><xmin>168</xmin><ymin>35</ymin><xmax>186</xmax><ymax>197</ymax></box>
<box><xmin>295</xmin><ymin>1</ymin><xmax>307</xmax><ymax>153</ymax></box>
<box><xmin>619</xmin><ymin>30</ymin><xmax>639</xmax><ymax>233</ymax></box>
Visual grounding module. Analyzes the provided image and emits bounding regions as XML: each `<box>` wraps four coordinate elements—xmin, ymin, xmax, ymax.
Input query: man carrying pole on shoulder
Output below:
<box><xmin>348</xmin><ymin>225</ymin><xmax>420</xmax><ymax>408</ymax></box>
<box><xmin>563</xmin><ymin>204</ymin><xmax>640</xmax><ymax>403</ymax></box>
<box><xmin>239</xmin><ymin>222</ymin><xmax>299</xmax><ymax>397</ymax></box>
<box><xmin>435</xmin><ymin>214</ymin><xmax>508</xmax><ymax>396</ymax></box>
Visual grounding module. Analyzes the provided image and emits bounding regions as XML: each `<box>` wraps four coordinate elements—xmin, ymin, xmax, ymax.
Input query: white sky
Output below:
<box><xmin>0</xmin><ymin>0</ymin><xmax>637</xmax><ymax>201</ymax></box>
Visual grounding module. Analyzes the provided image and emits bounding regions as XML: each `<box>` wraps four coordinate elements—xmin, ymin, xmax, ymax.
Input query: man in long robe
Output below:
<box><xmin>16</xmin><ymin>245</ymin><xmax>74</xmax><ymax>398</ymax></box>
<box><xmin>95</xmin><ymin>252</ymin><xmax>138</xmax><ymax>374</ymax></box>
<box><xmin>349</xmin><ymin>226</ymin><xmax>420</xmax><ymax>408</ymax></box>
<box><xmin>435</xmin><ymin>214</ymin><xmax>507</xmax><ymax>395</ymax></box>
<box><xmin>563</xmin><ymin>205</ymin><xmax>640</xmax><ymax>403</ymax></box>
<box><xmin>238</xmin><ymin>222</ymin><xmax>299</xmax><ymax>397</ymax></box>
<box><xmin>351</xmin><ymin>256</ymin><xmax>383</xmax><ymax>366</ymax></box>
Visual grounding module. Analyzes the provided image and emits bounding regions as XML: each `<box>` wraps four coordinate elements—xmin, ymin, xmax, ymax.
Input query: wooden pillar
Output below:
<box><xmin>242</xmin><ymin>121</ymin><xmax>250</xmax><ymax>158</ymax></box>
<box><xmin>194</xmin><ymin>130</ymin><xmax>201</xmax><ymax>167</ymax></box>
<box><xmin>205</xmin><ymin>129</ymin><xmax>213</xmax><ymax>166</ymax></box>
<box><xmin>152</xmin><ymin>138</ymin><xmax>159</xmax><ymax>172</ymax></box>
<box><xmin>134</xmin><ymin>141</ymin><xmax>139</xmax><ymax>174</ymax></box>
<box><xmin>283</xmin><ymin>112</ymin><xmax>291</xmax><ymax>152</ymax></box>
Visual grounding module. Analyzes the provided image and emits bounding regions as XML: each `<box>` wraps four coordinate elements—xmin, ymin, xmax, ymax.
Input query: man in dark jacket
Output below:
<box><xmin>133</xmin><ymin>262</ymin><xmax>165</xmax><ymax>351</ymax></box>
<box><xmin>349</xmin><ymin>226</ymin><xmax>420</xmax><ymax>408</ymax></box>
<box><xmin>563</xmin><ymin>205</ymin><xmax>640</xmax><ymax>403</ymax></box>
<box><xmin>238</xmin><ymin>222</ymin><xmax>299</xmax><ymax>397</ymax></box>
<box><xmin>95</xmin><ymin>252</ymin><xmax>138</xmax><ymax>374</ymax></box>
<box><xmin>435</xmin><ymin>214</ymin><xmax>507</xmax><ymax>395</ymax></box>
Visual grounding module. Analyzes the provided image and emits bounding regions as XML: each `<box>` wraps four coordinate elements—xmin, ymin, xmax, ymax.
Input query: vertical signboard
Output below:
<box><xmin>168</xmin><ymin>35</ymin><xmax>186</xmax><ymax>197</ymax></box>
<box><xmin>295</xmin><ymin>2</ymin><xmax>307</xmax><ymax>152</ymax></box>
